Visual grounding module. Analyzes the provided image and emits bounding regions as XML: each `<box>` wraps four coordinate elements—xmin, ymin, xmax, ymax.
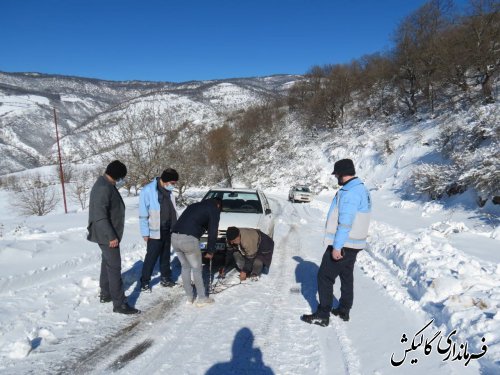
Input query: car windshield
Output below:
<box><xmin>295</xmin><ymin>186</ymin><xmax>311</xmax><ymax>192</ymax></box>
<box><xmin>204</xmin><ymin>191</ymin><xmax>263</xmax><ymax>213</ymax></box>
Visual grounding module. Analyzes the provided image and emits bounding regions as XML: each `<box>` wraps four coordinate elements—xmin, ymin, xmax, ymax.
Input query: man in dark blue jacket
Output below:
<box><xmin>171</xmin><ymin>198</ymin><xmax>222</xmax><ymax>306</ymax></box>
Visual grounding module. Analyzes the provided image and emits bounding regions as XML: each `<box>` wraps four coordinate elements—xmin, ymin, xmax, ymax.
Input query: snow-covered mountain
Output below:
<box><xmin>0</xmin><ymin>71</ymin><xmax>300</xmax><ymax>174</ymax></box>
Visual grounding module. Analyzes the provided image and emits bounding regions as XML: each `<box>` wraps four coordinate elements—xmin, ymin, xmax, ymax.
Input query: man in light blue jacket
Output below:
<box><xmin>302</xmin><ymin>159</ymin><xmax>371</xmax><ymax>326</ymax></box>
<box><xmin>139</xmin><ymin>168</ymin><xmax>179</xmax><ymax>292</ymax></box>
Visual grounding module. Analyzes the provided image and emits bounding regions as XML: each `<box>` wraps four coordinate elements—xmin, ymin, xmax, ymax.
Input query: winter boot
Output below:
<box><xmin>331</xmin><ymin>307</ymin><xmax>350</xmax><ymax>322</ymax></box>
<box><xmin>250</xmin><ymin>274</ymin><xmax>260</xmax><ymax>282</ymax></box>
<box><xmin>195</xmin><ymin>297</ymin><xmax>215</xmax><ymax>307</ymax></box>
<box><xmin>301</xmin><ymin>312</ymin><xmax>329</xmax><ymax>327</ymax></box>
<box><xmin>113</xmin><ymin>303</ymin><xmax>140</xmax><ymax>314</ymax></box>
<box><xmin>141</xmin><ymin>282</ymin><xmax>152</xmax><ymax>293</ymax></box>
<box><xmin>160</xmin><ymin>277</ymin><xmax>175</xmax><ymax>287</ymax></box>
<box><xmin>99</xmin><ymin>295</ymin><xmax>112</xmax><ymax>303</ymax></box>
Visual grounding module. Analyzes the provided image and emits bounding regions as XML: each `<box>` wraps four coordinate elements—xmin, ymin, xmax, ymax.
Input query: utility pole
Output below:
<box><xmin>53</xmin><ymin>107</ymin><xmax>68</xmax><ymax>214</ymax></box>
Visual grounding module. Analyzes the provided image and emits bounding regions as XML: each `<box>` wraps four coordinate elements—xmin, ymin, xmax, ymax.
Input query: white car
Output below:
<box><xmin>200</xmin><ymin>188</ymin><xmax>274</xmax><ymax>252</ymax></box>
<box><xmin>288</xmin><ymin>185</ymin><xmax>313</xmax><ymax>203</ymax></box>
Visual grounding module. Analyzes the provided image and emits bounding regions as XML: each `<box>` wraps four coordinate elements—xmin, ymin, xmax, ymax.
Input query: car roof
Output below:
<box><xmin>208</xmin><ymin>188</ymin><xmax>260</xmax><ymax>193</ymax></box>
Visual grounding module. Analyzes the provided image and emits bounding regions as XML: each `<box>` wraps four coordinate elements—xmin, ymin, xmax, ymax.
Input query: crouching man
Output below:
<box><xmin>225</xmin><ymin>227</ymin><xmax>274</xmax><ymax>281</ymax></box>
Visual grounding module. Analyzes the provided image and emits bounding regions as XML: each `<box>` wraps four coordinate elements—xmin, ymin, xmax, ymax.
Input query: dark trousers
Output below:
<box><xmin>99</xmin><ymin>244</ymin><xmax>126</xmax><ymax>308</ymax></box>
<box><xmin>141</xmin><ymin>231</ymin><xmax>172</xmax><ymax>283</ymax></box>
<box><xmin>316</xmin><ymin>247</ymin><xmax>358</xmax><ymax>318</ymax></box>
<box><xmin>233</xmin><ymin>252</ymin><xmax>264</xmax><ymax>276</ymax></box>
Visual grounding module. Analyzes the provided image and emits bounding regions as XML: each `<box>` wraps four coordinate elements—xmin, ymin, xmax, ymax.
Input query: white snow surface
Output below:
<box><xmin>0</xmin><ymin>95</ymin><xmax>50</xmax><ymax>116</ymax></box>
<box><xmin>0</xmin><ymin>182</ymin><xmax>498</xmax><ymax>374</ymax></box>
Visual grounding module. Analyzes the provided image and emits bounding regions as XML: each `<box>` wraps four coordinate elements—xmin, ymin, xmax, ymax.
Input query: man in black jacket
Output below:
<box><xmin>87</xmin><ymin>160</ymin><xmax>139</xmax><ymax>314</ymax></box>
<box><xmin>171</xmin><ymin>198</ymin><xmax>222</xmax><ymax>306</ymax></box>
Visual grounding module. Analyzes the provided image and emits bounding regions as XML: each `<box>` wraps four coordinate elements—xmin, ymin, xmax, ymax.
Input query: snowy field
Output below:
<box><xmin>0</xmin><ymin>181</ymin><xmax>498</xmax><ymax>374</ymax></box>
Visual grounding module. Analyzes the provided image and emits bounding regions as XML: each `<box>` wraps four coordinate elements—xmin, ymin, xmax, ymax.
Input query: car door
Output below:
<box><xmin>258</xmin><ymin>190</ymin><xmax>273</xmax><ymax>237</ymax></box>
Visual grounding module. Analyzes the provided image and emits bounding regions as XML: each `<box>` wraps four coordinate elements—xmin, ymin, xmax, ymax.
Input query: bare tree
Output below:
<box><xmin>166</xmin><ymin>125</ymin><xmax>209</xmax><ymax>202</ymax></box>
<box><xmin>13</xmin><ymin>174</ymin><xmax>60</xmax><ymax>216</ymax></box>
<box><xmin>463</xmin><ymin>0</ymin><xmax>500</xmax><ymax>102</ymax></box>
<box><xmin>306</xmin><ymin>63</ymin><xmax>358</xmax><ymax>128</ymax></box>
<box><xmin>393</xmin><ymin>0</ymin><xmax>454</xmax><ymax>113</ymax></box>
<box><xmin>207</xmin><ymin>125</ymin><xmax>235</xmax><ymax>187</ymax></box>
<box><xmin>53</xmin><ymin>163</ymin><xmax>74</xmax><ymax>184</ymax></box>
<box><xmin>70</xmin><ymin>169</ymin><xmax>95</xmax><ymax>210</ymax></box>
<box><xmin>94</xmin><ymin>105</ymin><xmax>180</xmax><ymax>195</ymax></box>
<box><xmin>357</xmin><ymin>53</ymin><xmax>397</xmax><ymax>117</ymax></box>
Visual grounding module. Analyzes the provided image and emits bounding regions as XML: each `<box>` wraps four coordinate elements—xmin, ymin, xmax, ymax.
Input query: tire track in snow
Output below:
<box><xmin>325</xmin><ymin>320</ymin><xmax>362</xmax><ymax>375</ymax></box>
<box><xmin>54</xmin><ymin>289</ymin><xmax>186</xmax><ymax>374</ymax></box>
<box><xmin>272</xmin><ymin>198</ymin><xmax>362</xmax><ymax>375</ymax></box>
<box><xmin>261</xmin><ymin>197</ymin><xmax>322</xmax><ymax>373</ymax></box>
<box><xmin>287</xmin><ymin>199</ymin><xmax>362</xmax><ymax>375</ymax></box>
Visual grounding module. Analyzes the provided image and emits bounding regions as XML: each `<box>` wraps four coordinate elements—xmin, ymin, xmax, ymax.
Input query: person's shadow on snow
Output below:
<box><xmin>122</xmin><ymin>256</ymin><xmax>182</xmax><ymax>305</ymax></box>
<box><xmin>121</xmin><ymin>260</ymin><xmax>144</xmax><ymax>305</ymax></box>
<box><xmin>293</xmin><ymin>256</ymin><xmax>320</xmax><ymax>311</ymax></box>
<box><xmin>205</xmin><ymin>327</ymin><xmax>274</xmax><ymax>375</ymax></box>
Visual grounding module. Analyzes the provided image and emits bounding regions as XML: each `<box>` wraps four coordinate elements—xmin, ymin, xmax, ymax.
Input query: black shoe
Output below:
<box><xmin>99</xmin><ymin>295</ymin><xmax>112</xmax><ymax>303</ymax></box>
<box><xmin>160</xmin><ymin>277</ymin><xmax>175</xmax><ymax>287</ymax></box>
<box><xmin>113</xmin><ymin>303</ymin><xmax>140</xmax><ymax>314</ymax></box>
<box><xmin>141</xmin><ymin>282</ymin><xmax>152</xmax><ymax>293</ymax></box>
<box><xmin>331</xmin><ymin>307</ymin><xmax>350</xmax><ymax>322</ymax></box>
<box><xmin>301</xmin><ymin>313</ymin><xmax>329</xmax><ymax>327</ymax></box>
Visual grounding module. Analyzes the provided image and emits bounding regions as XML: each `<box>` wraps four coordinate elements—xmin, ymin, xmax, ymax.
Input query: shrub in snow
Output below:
<box><xmin>52</xmin><ymin>163</ymin><xmax>73</xmax><ymax>184</ymax></box>
<box><xmin>1</xmin><ymin>174</ymin><xmax>22</xmax><ymax>192</ymax></box>
<box><xmin>437</xmin><ymin>108</ymin><xmax>500</xmax><ymax>203</ymax></box>
<box><xmin>410</xmin><ymin>163</ymin><xmax>457</xmax><ymax>199</ymax></box>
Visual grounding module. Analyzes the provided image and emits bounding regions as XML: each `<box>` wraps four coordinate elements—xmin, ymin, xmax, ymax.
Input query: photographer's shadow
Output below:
<box><xmin>293</xmin><ymin>256</ymin><xmax>320</xmax><ymax>311</ymax></box>
<box><xmin>205</xmin><ymin>327</ymin><xmax>274</xmax><ymax>375</ymax></box>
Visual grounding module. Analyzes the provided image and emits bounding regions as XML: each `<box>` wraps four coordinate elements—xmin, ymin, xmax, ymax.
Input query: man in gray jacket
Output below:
<box><xmin>87</xmin><ymin>160</ymin><xmax>139</xmax><ymax>314</ymax></box>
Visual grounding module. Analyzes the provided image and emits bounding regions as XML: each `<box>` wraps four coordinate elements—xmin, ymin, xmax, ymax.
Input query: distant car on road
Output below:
<box><xmin>200</xmin><ymin>188</ymin><xmax>274</xmax><ymax>252</ymax></box>
<box><xmin>288</xmin><ymin>185</ymin><xmax>313</xmax><ymax>203</ymax></box>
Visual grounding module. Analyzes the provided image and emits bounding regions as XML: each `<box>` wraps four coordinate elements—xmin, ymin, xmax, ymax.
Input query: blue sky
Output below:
<box><xmin>1</xmin><ymin>0</ymin><xmax>467</xmax><ymax>82</ymax></box>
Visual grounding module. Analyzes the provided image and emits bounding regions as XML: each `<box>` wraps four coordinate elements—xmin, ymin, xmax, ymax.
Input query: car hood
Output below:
<box><xmin>218</xmin><ymin>212</ymin><xmax>262</xmax><ymax>231</ymax></box>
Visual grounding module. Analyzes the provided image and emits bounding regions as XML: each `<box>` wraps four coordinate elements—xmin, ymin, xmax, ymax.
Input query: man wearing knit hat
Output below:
<box><xmin>139</xmin><ymin>168</ymin><xmax>179</xmax><ymax>292</ymax></box>
<box><xmin>88</xmin><ymin>160</ymin><xmax>140</xmax><ymax>314</ymax></box>
<box><xmin>301</xmin><ymin>158</ymin><xmax>371</xmax><ymax>326</ymax></box>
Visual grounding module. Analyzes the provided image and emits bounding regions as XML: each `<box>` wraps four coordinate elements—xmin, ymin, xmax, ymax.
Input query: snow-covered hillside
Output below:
<box><xmin>0</xmin><ymin>72</ymin><xmax>299</xmax><ymax>174</ymax></box>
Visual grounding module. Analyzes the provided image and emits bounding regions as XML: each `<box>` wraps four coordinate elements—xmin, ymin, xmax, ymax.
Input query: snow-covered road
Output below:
<box><xmin>0</xmin><ymin>192</ymin><xmax>496</xmax><ymax>374</ymax></box>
